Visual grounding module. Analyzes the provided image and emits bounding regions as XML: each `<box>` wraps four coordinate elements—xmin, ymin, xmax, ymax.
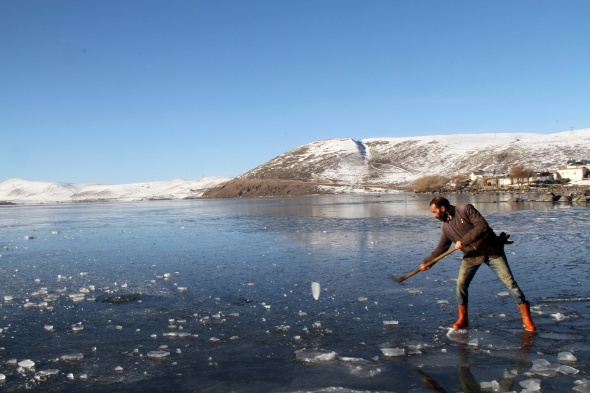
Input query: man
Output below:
<box><xmin>420</xmin><ymin>196</ymin><xmax>536</xmax><ymax>331</ymax></box>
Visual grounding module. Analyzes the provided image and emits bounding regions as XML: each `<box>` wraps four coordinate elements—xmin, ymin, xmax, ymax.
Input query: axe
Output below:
<box><xmin>390</xmin><ymin>248</ymin><xmax>457</xmax><ymax>284</ymax></box>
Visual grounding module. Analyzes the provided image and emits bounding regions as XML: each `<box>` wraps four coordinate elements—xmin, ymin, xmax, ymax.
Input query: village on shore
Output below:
<box><xmin>417</xmin><ymin>159</ymin><xmax>590</xmax><ymax>203</ymax></box>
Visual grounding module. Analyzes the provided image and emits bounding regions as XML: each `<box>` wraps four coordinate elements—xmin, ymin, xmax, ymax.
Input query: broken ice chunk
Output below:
<box><xmin>573</xmin><ymin>379</ymin><xmax>590</xmax><ymax>393</ymax></box>
<box><xmin>552</xmin><ymin>313</ymin><xmax>566</xmax><ymax>321</ymax></box>
<box><xmin>294</xmin><ymin>349</ymin><xmax>337</xmax><ymax>362</ymax></box>
<box><xmin>381</xmin><ymin>348</ymin><xmax>405</xmax><ymax>357</ymax></box>
<box><xmin>558</xmin><ymin>365</ymin><xmax>579</xmax><ymax>375</ymax></box>
<box><xmin>519</xmin><ymin>378</ymin><xmax>541</xmax><ymax>391</ymax></box>
<box><xmin>147</xmin><ymin>351</ymin><xmax>170</xmax><ymax>359</ymax></box>
<box><xmin>382</xmin><ymin>320</ymin><xmax>399</xmax><ymax>327</ymax></box>
<box><xmin>558</xmin><ymin>351</ymin><xmax>578</xmax><ymax>362</ymax></box>
<box><xmin>18</xmin><ymin>359</ymin><xmax>35</xmax><ymax>369</ymax></box>
<box><xmin>479</xmin><ymin>381</ymin><xmax>500</xmax><ymax>391</ymax></box>
<box><xmin>311</xmin><ymin>282</ymin><xmax>320</xmax><ymax>300</ymax></box>
<box><xmin>60</xmin><ymin>353</ymin><xmax>84</xmax><ymax>362</ymax></box>
<box><xmin>531</xmin><ymin>361</ymin><xmax>557</xmax><ymax>377</ymax></box>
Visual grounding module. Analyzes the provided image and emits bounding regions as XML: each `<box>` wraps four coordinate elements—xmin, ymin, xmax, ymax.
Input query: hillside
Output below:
<box><xmin>203</xmin><ymin>129</ymin><xmax>590</xmax><ymax>197</ymax></box>
<box><xmin>2</xmin><ymin>129</ymin><xmax>590</xmax><ymax>203</ymax></box>
<box><xmin>0</xmin><ymin>177</ymin><xmax>230</xmax><ymax>204</ymax></box>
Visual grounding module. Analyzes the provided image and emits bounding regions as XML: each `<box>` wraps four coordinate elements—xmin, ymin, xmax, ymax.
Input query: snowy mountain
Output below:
<box><xmin>0</xmin><ymin>177</ymin><xmax>231</xmax><ymax>204</ymax></box>
<box><xmin>2</xmin><ymin>129</ymin><xmax>589</xmax><ymax>203</ymax></box>
<box><xmin>240</xmin><ymin>128</ymin><xmax>590</xmax><ymax>185</ymax></box>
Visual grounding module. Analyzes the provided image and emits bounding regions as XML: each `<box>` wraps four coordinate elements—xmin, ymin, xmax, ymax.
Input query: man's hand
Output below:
<box><xmin>455</xmin><ymin>241</ymin><xmax>464</xmax><ymax>250</ymax></box>
<box><xmin>499</xmin><ymin>232</ymin><xmax>513</xmax><ymax>244</ymax></box>
<box><xmin>419</xmin><ymin>263</ymin><xmax>430</xmax><ymax>271</ymax></box>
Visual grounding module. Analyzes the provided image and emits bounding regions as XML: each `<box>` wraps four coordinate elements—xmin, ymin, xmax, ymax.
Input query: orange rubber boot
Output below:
<box><xmin>518</xmin><ymin>302</ymin><xmax>536</xmax><ymax>332</ymax></box>
<box><xmin>453</xmin><ymin>305</ymin><xmax>469</xmax><ymax>329</ymax></box>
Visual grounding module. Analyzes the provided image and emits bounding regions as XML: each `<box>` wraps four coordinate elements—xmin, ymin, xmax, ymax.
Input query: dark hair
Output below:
<box><xmin>429</xmin><ymin>196</ymin><xmax>450</xmax><ymax>209</ymax></box>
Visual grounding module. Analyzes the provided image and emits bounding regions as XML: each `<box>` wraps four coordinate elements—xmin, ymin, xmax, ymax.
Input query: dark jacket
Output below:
<box><xmin>423</xmin><ymin>204</ymin><xmax>504</xmax><ymax>265</ymax></box>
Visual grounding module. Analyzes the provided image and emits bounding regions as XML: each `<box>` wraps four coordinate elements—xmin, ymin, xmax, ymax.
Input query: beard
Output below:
<box><xmin>436</xmin><ymin>211</ymin><xmax>449</xmax><ymax>222</ymax></box>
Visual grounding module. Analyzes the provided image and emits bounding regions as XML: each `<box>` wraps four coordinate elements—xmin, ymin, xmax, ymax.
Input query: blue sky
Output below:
<box><xmin>1</xmin><ymin>1</ymin><xmax>589</xmax><ymax>184</ymax></box>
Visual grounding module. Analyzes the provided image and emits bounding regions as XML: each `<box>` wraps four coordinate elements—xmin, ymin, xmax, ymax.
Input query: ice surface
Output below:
<box><xmin>0</xmin><ymin>196</ymin><xmax>589</xmax><ymax>392</ymax></box>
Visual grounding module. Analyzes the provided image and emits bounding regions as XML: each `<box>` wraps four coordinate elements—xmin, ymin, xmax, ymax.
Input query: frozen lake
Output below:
<box><xmin>0</xmin><ymin>193</ymin><xmax>589</xmax><ymax>392</ymax></box>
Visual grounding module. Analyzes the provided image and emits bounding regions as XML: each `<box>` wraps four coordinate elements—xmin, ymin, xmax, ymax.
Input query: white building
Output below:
<box><xmin>556</xmin><ymin>165</ymin><xmax>588</xmax><ymax>182</ymax></box>
<box><xmin>469</xmin><ymin>170</ymin><xmax>494</xmax><ymax>182</ymax></box>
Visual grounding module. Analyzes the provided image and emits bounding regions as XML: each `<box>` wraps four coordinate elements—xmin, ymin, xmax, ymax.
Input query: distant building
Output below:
<box><xmin>496</xmin><ymin>176</ymin><xmax>513</xmax><ymax>187</ymax></box>
<box><xmin>469</xmin><ymin>170</ymin><xmax>494</xmax><ymax>182</ymax></box>
<box><xmin>556</xmin><ymin>164</ymin><xmax>589</xmax><ymax>182</ymax></box>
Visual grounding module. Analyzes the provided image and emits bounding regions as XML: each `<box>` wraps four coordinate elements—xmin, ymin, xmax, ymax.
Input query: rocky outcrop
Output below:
<box><xmin>201</xmin><ymin>179</ymin><xmax>329</xmax><ymax>198</ymax></box>
<box><xmin>539</xmin><ymin>192</ymin><xmax>560</xmax><ymax>202</ymax></box>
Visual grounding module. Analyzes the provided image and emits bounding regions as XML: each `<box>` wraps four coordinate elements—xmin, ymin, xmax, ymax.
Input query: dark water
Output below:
<box><xmin>0</xmin><ymin>194</ymin><xmax>589</xmax><ymax>392</ymax></box>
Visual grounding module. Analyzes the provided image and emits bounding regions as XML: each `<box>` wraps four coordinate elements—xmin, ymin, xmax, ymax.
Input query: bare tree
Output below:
<box><xmin>510</xmin><ymin>165</ymin><xmax>535</xmax><ymax>189</ymax></box>
<box><xmin>413</xmin><ymin>175</ymin><xmax>450</xmax><ymax>192</ymax></box>
<box><xmin>510</xmin><ymin>165</ymin><xmax>525</xmax><ymax>189</ymax></box>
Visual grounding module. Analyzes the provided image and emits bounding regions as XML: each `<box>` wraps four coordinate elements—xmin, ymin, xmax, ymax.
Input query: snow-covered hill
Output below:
<box><xmin>241</xmin><ymin>128</ymin><xmax>590</xmax><ymax>185</ymax></box>
<box><xmin>0</xmin><ymin>177</ymin><xmax>231</xmax><ymax>204</ymax></box>
<box><xmin>2</xmin><ymin>129</ymin><xmax>589</xmax><ymax>203</ymax></box>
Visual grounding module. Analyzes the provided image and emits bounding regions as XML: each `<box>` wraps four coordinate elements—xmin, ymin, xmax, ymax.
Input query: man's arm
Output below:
<box><xmin>420</xmin><ymin>236</ymin><xmax>452</xmax><ymax>270</ymax></box>
<box><xmin>457</xmin><ymin>204</ymin><xmax>490</xmax><ymax>246</ymax></box>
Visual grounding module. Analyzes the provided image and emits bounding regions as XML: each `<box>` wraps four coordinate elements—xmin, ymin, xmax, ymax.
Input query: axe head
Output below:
<box><xmin>388</xmin><ymin>274</ymin><xmax>406</xmax><ymax>284</ymax></box>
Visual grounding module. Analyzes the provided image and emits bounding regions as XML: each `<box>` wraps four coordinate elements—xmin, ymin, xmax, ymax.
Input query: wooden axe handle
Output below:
<box><xmin>396</xmin><ymin>247</ymin><xmax>457</xmax><ymax>283</ymax></box>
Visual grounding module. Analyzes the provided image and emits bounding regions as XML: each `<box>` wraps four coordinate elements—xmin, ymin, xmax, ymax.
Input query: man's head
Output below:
<box><xmin>429</xmin><ymin>196</ymin><xmax>451</xmax><ymax>222</ymax></box>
